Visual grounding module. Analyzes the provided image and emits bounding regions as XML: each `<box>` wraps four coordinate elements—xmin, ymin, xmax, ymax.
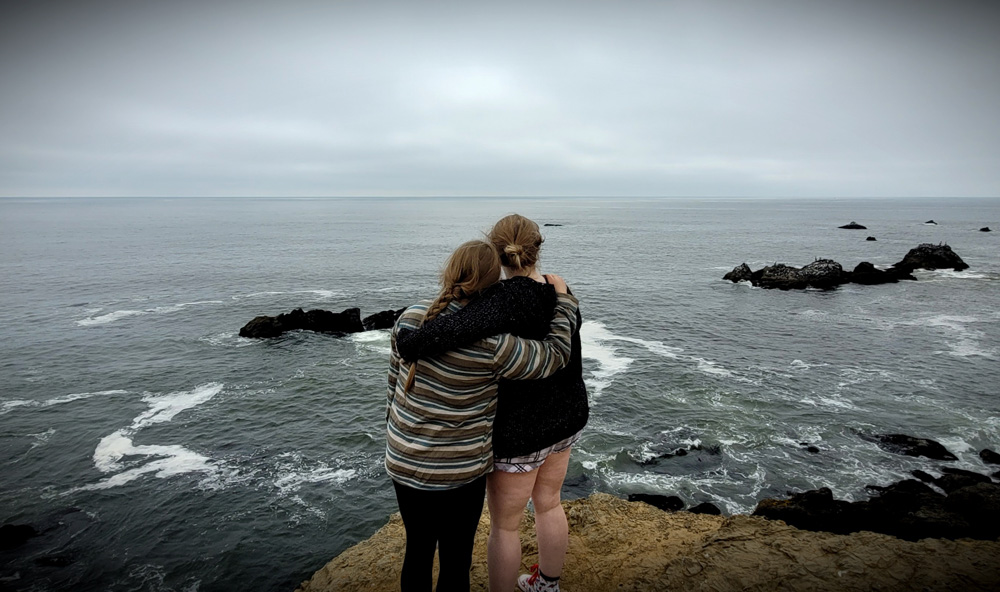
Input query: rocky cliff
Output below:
<box><xmin>295</xmin><ymin>493</ymin><xmax>1000</xmax><ymax>592</ymax></box>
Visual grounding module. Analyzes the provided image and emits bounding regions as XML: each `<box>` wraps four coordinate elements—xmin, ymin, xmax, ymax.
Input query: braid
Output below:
<box><xmin>404</xmin><ymin>290</ymin><xmax>456</xmax><ymax>392</ymax></box>
<box><xmin>401</xmin><ymin>239</ymin><xmax>500</xmax><ymax>394</ymax></box>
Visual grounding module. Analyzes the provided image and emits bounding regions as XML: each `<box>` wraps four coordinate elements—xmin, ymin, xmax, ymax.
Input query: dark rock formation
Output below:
<box><xmin>892</xmin><ymin>243</ymin><xmax>969</xmax><ymax>273</ymax></box>
<box><xmin>362</xmin><ymin>308</ymin><xmax>405</xmax><ymax>331</ymax></box>
<box><xmin>849</xmin><ymin>262</ymin><xmax>916</xmax><ymax>285</ymax></box>
<box><xmin>911</xmin><ymin>470</ymin><xmax>935</xmax><ymax>483</ymax></box>
<box><xmin>688</xmin><ymin>502</ymin><xmax>723</xmax><ymax>515</ymax></box>
<box><xmin>722</xmin><ymin>263</ymin><xmax>753</xmax><ymax>283</ymax></box>
<box><xmin>0</xmin><ymin>524</ymin><xmax>38</xmax><ymax>550</ymax></box>
<box><xmin>839</xmin><ymin>221</ymin><xmax>867</xmax><ymax>229</ymax></box>
<box><xmin>628</xmin><ymin>493</ymin><xmax>684</xmax><ymax>513</ymax></box>
<box><xmin>543</xmin><ymin>223</ymin><xmax>563</xmax><ymax>227</ymax></box>
<box><xmin>722</xmin><ymin>243</ymin><xmax>961</xmax><ymax>290</ymax></box>
<box><xmin>754</xmin><ymin>477</ymin><xmax>1000</xmax><ymax>541</ymax></box>
<box><xmin>925</xmin><ymin>220</ymin><xmax>937</xmax><ymax>225</ymax></box>
<box><xmin>935</xmin><ymin>468</ymin><xmax>993</xmax><ymax>493</ymax></box>
<box><xmin>981</xmin><ymin>227</ymin><xmax>992</xmax><ymax>232</ymax></box>
<box><xmin>240</xmin><ymin>307</ymin><xmax>365</xmax><ymax>338</ymax></box>
<box><xmin>756</xmin><ymin>259</ymin><xmax>847</xmax><ymax>290</ymax></box>
<box><xmin>862</xmin><ymin>433</ymin><xmax>958</xmax><ymax>461</ymax></box>
<box><xmin>980</xmin><ymin>448</ymin><xmax>1000</xmax><ymax>465</ymax></box>
<box><xmin>866</xmin><ymin>236</ymin><xmax>877</xmax><ymax>241</ymax></box>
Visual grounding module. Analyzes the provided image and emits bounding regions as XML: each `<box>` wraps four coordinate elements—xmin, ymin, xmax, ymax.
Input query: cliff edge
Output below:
<box><xmin>295</xmin><ymin>493</ymin><xmax>1000</xmax><ymax>591</ymax></box>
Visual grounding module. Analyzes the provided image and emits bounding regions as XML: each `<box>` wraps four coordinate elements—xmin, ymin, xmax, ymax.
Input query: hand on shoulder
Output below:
<box><xmin>544</xmin><ymin>273</ymin><xmax>568</xmax><ymax>294</ymax></box>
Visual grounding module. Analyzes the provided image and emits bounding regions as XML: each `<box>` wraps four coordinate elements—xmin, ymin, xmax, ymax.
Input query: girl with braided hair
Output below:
<box><xmin>386</xmin><ymin>239</ymin><xmax>579</xmax><ymax>592</ymax></box>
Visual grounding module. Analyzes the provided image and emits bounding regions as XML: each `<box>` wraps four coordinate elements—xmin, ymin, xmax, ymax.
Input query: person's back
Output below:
<box><xmin>386</xmin><ymin>294</ymin><xmax>579</xmax><ymax>489</ymax></box>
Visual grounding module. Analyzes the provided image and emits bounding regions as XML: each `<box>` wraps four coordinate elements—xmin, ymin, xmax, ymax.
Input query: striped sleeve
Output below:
<box><xmin>387</xmin><ymin>333</ymin><xmax>400</xmax><ymax>420</ymax></box>
<box><xmin>493</xmin><ymin>293</ymin><xmax>579</xmax><ymax>380</ymax></box>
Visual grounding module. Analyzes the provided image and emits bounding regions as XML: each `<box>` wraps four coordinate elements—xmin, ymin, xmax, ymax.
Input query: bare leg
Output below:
<box><xmin>487</xmin><ymin>470</ymin><xmax>536</xmax><ymax>592</ymax></box>
<box><xmin>530</xmin><ymin>448</ymin><xmax>572</xmax><ymax>579</ymax></box>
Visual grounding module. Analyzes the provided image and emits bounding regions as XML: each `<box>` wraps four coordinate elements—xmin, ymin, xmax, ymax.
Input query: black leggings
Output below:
<box><xmin>392</xmin><ymin>476</ymin><xmax>487</xmax><ymax>592</ymax></box>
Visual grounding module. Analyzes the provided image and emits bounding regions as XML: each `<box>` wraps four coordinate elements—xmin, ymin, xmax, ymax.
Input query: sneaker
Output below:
<box><xmin>517</xmin><ymin>564</ymin><xmax>560</xmax><ymax>592</ymax></box>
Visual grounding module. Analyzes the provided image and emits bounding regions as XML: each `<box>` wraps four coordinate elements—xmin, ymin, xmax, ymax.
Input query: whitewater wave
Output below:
<box><xmin>77</xmin><ymin>301</ymin><xmax>224</xmax><ymax>326</ymax></box>
<box><xmin>580</xmin><ymin>320</ymin><xmax>737</xmax><ymax>394</ymax></box>
<box><xmin>1</xmin><ymin>390</ymin><xmax>128</xmax><ymax>416</ymax></box>
<box><xmin>236</xmin><ymin>289</ymin><xmax>346</xmax><ymax>300</ymax></box>
<box><xmin>72</xmin><ymin>383</ymin><xmax>225</xmax><ymax>492</ymax></box>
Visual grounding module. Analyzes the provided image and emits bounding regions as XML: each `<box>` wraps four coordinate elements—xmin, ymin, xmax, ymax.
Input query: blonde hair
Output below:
<box><xmin>488</xmin><ymin>214</ymin><xmax>543</xmax><ymax>272</ymax></box>
<box><xmin>404</xmin><ymin>240</ymin><xmax>501</xmax><ymax>392</ymax></box>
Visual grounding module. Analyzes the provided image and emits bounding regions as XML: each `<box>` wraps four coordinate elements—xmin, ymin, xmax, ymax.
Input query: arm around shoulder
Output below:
<box><xmin>493</xmin><ymin>293</ymin><xmax>579</xmax><ymax>381</ymax></box>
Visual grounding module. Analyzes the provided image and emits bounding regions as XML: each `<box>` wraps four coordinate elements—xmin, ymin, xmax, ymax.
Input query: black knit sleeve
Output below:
<box><xmin>395</xmin><ymin>278</ymin><xmax>557</xmax><ymax>362</ymax></box>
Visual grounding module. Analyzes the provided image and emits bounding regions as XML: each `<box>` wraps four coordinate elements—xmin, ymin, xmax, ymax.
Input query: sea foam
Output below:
<box><xmin>76</xmin><ymin>383</ymin><xmax>225</xmax><ymax>492</ymax></box>
<box><xmin>77</xmin><ymin>301</ymin><xmax>223</xmax><ymax>326</ymax></box>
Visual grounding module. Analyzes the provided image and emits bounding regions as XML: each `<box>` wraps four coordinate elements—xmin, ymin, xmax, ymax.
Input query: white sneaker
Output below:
<box><xmin>517</xmin><ymin>564</ymin><xmax>560</xmax><ymax>592</ymax></box>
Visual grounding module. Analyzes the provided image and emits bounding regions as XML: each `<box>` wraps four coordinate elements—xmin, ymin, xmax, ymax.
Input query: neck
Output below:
<box><xmin>505</xmin><ymin>267</ymin><xmax>544</xmax><ymax>282</ymax></box>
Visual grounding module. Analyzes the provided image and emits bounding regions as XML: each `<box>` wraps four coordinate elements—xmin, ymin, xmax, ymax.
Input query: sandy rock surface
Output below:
<box><xmin>295</xmin><ymin>493</ymin><xmax>1000</xmax><ymax>592</ymax></box>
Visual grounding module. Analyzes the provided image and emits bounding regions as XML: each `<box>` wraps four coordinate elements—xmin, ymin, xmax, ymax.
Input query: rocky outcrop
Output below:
<box><xmin>239</xmin><ymin>307</ymin><xmax>405</xmax><ymax>338</ymax></box>
<box><xmin>862</xmin><ymin>433</ymin><xmax>959</xmax><ymax>461</ymax></box>
<box><xmin>723</xmin><ymin>244</ymin><xmax>965</xmax><ymax>289</ymax></box>
<box><xmin>240</xmin><ymin>307</ymin><xmax>365</xmax><ymax>338</ymax></box>
<box><xmin>981</xmin><ymin>449</ymin><xmax>1000</xmax><ymax>465</ymax></box>
<box><xmin>849</xmin><ymin>262</ymin><xmax>916</xmax><ymax>285</ymax></box>
<box><xmin>753</xmin><ymin>476</ymin><xmax>1000</xmax><ymax>542</ymax></box>
<box><xmin>892</xmin><ymin>243</ymin><xmax>969</xmax><ymax>273</ymax></box>
<box><xmin>755</xmin><ymin>259</ymin><xmax>848</xmax><ymax>290</ymax></box>
<box><xmin>362</xmin><ymin>308</ymin><xmax>405</xmax><ymax>331</ymax></box>
<box><xmin>925</xmin><ymin>220</ymin><xmax>937</xmax><ymax>225</ymax></box>
<box><xmin>839</xmin><ymin>221</ymin><xmax>867</xmax><ymax>229</ymax></box>
<box><xmin>722</xmin><ymin>263</ymin><xmax>753</xmax><ymax>283</ymax></box>
<box><xmin>866</xmin><ymin>236</ymin><xmax>877</xmax><ymax>241</ymax></box>
<box><xmin>296</xmin><ymin>493</ymin><xmax>1000</xmax><ymax>592</ymax></box>
<box><xmin>982</xmin><ymin>227</ymin><xmax>992</xmax><ymax>232</ymax></box>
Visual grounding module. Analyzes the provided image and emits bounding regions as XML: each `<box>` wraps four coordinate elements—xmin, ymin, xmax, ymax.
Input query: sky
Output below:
<box><xmin>1</xmin><ymin>0</ymin><xmax>998</xmax><ymax>198</ymax></box>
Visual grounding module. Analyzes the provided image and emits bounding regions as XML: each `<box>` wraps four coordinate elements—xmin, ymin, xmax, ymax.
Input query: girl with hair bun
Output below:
<box><xmin>386</xmin><ymin>239</ymin><xmax>580</xmax><ymax>592</ymax></box>
<box><xmin>397</xmin><ymin>216</ymin><xmax>588</xmax><ymax>592</ymax></box>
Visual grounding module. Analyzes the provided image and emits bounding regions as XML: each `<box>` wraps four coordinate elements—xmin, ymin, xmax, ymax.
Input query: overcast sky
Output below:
<box><xmin>1</xmin><ymin>0</ymin><xmax>998</xmax><ymax>198</ymax></box>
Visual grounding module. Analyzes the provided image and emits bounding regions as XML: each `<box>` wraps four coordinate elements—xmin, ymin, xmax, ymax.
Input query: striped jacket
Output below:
<box><xmin>385</xmin><ymin>293</ymin><xmax>579</xmax><ymax>490</ymax></box>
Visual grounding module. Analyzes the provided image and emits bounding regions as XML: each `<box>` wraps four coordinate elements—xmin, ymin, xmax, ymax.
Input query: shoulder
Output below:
<box><xmin>394</xmin><ymin>301</ymin><xmax>431</xmax><ymax>332</ymax></box>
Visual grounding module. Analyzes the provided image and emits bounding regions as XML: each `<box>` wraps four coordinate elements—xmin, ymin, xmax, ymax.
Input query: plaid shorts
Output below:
<box><xmin>493</xmin><ymin>430</ymin><xmax>583</xmax><ymax>474</ymax></box>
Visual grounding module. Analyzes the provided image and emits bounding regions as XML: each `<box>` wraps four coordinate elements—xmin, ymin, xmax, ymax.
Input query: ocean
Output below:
<box><xmin>1</xmin><ymin>196</ymin><xmax>998</xmax><ymax>591</ymax></box>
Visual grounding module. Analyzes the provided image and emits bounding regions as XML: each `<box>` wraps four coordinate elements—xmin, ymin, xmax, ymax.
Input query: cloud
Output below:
<box><xmin>1</xmin><ymin>0</ymin><xmax>998</xmax><ymax>197</ymax></box>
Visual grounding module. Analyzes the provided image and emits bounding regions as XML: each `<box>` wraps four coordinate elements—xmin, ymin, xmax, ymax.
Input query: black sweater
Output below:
<box><xmin>395</xmin><ymin>276</ymin><xmax>588</xmax><ymax>458</ymax></box>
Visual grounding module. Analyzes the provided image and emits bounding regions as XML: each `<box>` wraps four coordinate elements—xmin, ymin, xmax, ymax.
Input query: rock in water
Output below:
<box><xmin>362</xmin><ymin>308</ymin><xmax>405</xmax><ymax>331</ymax></box>
<box><xmin>839</xmin><ymin>221</ymin><xmax>867</xmax><ymax>229</ymax></box>
<box><xmin>757</xmin><ymin>260</ymin><xmax>846</xmax><ymax>290</ymax></box>
<box><xmin>754</xmin><ymin>478</ymin><xmax>1000</xmax><ymax>541</ymax></box>
<box><xmin>925</xmin><ymin>220</ymin><xmax>937</xmax><ymax>225</ymax></box>
<box><xmin>239</xmin><ymin>307</ymin><xmax>364</xmax><ymax>338</ymax></box>
<box><xmin>980</xmin><ymin>449</ymin><xmax>1000</xmax><ymax>465</ymax></box>
<box><xmin>892</xmin><ymin>243</ymin><xmax>969</xmax><ymax>272</ymax></box>
<box><xmin>849</xmin><ymin>262</ymin><xmax>916</xmax><ymax>285</ymax></box>
<box><xmin>981</xmin><ymin>227</ymin><xmax>992</xmax><ymax>232</ymax></box>
<box><xmin>722</xmin><ymin>263</ymin><xmax>753</xmax><ymax>283</ymax></box>
<box><xmin>863</xmin><ymin>433</ymin><xmax>958</xmax><ymax>461</ymax></box>
<box><xmin>866</xmin><ymin>236</ymin><xmax>877</xmax><ymax>241</ymax></box>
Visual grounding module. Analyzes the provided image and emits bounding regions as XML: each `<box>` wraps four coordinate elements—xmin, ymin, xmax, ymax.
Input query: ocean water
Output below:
<box><xmin>1</xmin><ymin>196</ymin><xmax>998</xmax><ymax>591</ymax></box>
